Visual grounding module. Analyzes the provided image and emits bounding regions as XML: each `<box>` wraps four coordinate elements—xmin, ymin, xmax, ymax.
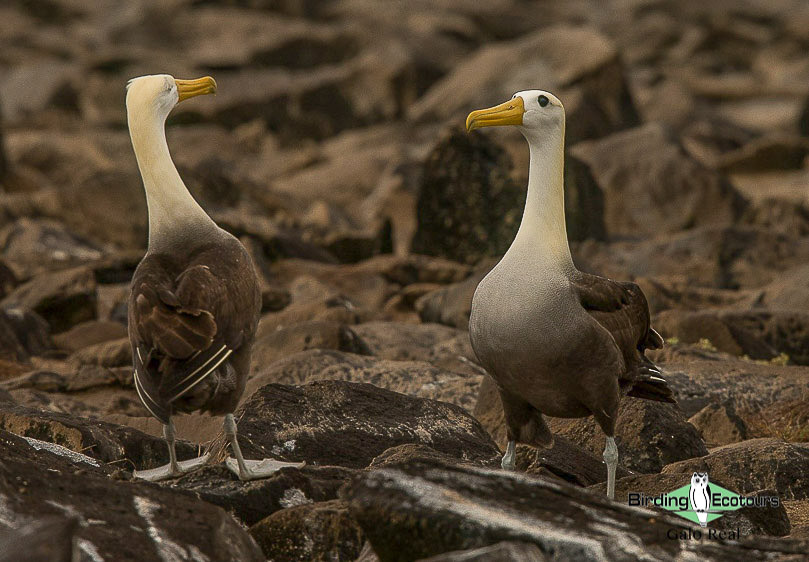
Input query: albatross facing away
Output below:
<box><xmin>466</xmin><ymin>91</ymin><xmax>674</xmax><ymax>499</ymax></box>
<box><xmin>126</xmin><ymin>74</ymin><xmax>295</xmax><ymax>481</ymax></box>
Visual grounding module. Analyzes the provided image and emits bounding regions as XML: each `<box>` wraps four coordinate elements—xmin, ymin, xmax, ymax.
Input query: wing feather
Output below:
<box><xmin>128</xmin><ymin>244</ymin><xmax>260</xmax><ymax>421</ymax></box>
<box><xmin>571</xmin><ymin>271</ymin><xmax>674</xmax><ymax>403</ymax></box>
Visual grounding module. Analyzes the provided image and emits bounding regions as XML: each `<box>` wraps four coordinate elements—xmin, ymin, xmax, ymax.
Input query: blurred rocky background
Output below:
<box><xmin>2</xmin><ymin>0</ymin><xmax>809</xmax><ymax>560</ymax></box>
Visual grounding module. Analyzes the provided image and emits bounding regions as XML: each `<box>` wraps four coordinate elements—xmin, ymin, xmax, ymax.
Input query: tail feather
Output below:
<box><xmin>626</xmin><ymin>364</ymin><xmax>675</xmax><ymax>403</ymax></box>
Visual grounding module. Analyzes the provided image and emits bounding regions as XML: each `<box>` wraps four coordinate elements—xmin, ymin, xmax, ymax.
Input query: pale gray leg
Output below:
<box><xmin>603</xmin><ymin>436</ymin><xmax>618</xmax><ymax>500</ymax></box>
<box><xmin>133</xmin><ymin>418</ymin><xmax>210</xmax><ymax>481</ymax></box>
<box><xmin>501</xmin><ymin>440</ymin><xmax>516</xmax><ymax>471</ymax></box>
<box><xmin>223</xmin><ymin>413</ymin><xmax>305</xmax><ymax>481</ymax></box>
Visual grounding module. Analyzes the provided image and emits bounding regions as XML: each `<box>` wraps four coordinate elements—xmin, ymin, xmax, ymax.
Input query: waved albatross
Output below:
<box><xmin>126</xmin><ymin>74</ymin><xmax>297</xmax><ymax>481</ymax></box>
<box><xmin>466</xmin><ymin>90</ymin><xmax>674</xmax><ymax>499</ymax></box>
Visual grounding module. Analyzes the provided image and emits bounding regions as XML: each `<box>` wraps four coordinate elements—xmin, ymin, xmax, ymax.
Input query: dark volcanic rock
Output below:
<box><xmin>249</xmin><ymin>499</ymin><xmax>365</xmax><ymax>561</ymax></box>
<box><xmin>346</xmin><ymin>460</ymin><xmax>809</xmax><ymax>562</ymax></box>
<box><xmin>717</xmin><ymin>135</ymin><xmax>809</xmax><ymax>173</ymax></box>
<box><xmin>547</xmin><ymin>398</ymin><xmax>708</xmax><ymax>474</ymax></box>
<box><xmin>415</xmin><ymin>266</ymin><xmax>490</xmax><ymax>331</ymax></box>
<box><xmin>250</xmin><ymin>320</ymin><xmax>365</xmax><ymax>374</ymax></box>
<box><xmin>51</xmin><ymin>319</ymin><xmax>128</xmax><ymax>353</ymax></box>
<box><xmin>409</xmin><ymin>25</ymin><xmax>639</xmax><ymax>145</ymax></box>
<box><xmin>574</xmin><ymin>226</ymin><xmax>809</xmax><ymax>291</ymax></box>
<box><xmin>662</xmin><ymin>439</ymin><xmax>809</xmax><ymax>501</ymax></box>
<box><xmin>0</xmin><ymin>307</ymin><xmax>50</xmax><ymax>359</ymax></box>
<box><xmin>655</xmin><ymin>309</ymin><xmax>809</xmax><ymax>365</ymax></box>
<box><xmin>411</xmin><ymin>128</ymin><xmax>523</xmax><ymax>264</ymax></box>
<box><xmin>688</xmin><ymin>401</ymin><xmax>750</xmax><ymax>447</ymax></box>
<box><xmin>247</xmin><ymin>349</ymin><xmax>481</xmax><ymax>412</ymax></box>
<box><xmin>0</xmin><ymin>260</ymin><xmax>16</xmax><ymax>301</ymax></box>
<box><xmin>348</xmin><ymin>321</ymin><xmax>462</xmax><ymax>361</ymax></box>
<box><xmin>169</xmin><ymin>463</ymin><xmax>355</xmax><ymax>526</ymax></box>
<box><xmin>418</xmin><ymin>541</ymin><xmax>548</xmax><ymax>562</ymax></box>
<box><xmin>0</xmin><ymin>402</ymin><xmax>196</xmax><ymax>470</ymax></box>
<box><xmin>516</xmin><ymin>437</ymin><xmax>631</xmax><ymax>488</ymax></box>
<box><xmin>234</xmin><ymin>380</ymin><xmax>499</xmax><ymax>468</ymax></box>
<box><xmin>0</xmin><ymin>516</ymin><xmax>78</xmax><ymax>562</ymax></box>
<box><xmin>1</xmin><ymin>266</ymin><xmax>97</xmax><ymax>333</ymax></box>
<box><xmin>570</xmin><ymin>123</ymin><xmax>746</xmax><ymax>238</ymax></box>
<box><xmin>0</xmin><ymin>430</ymin><xmax>263</xmax><ymax>561</ymax></box>
<box><xmin>564</xmin><ymin>150</ymin><xmax>607</xmax><ymax>242</ymax></box>
<box><xmin>0</xmin><ymin>218</ymin><xmax>104</xmax><ymax>278</ymax></box>
<box><xmin>475</xmin><ymin>374</ymin><xmax>708</xmax><ymax>474</ymax></box>
<box><xmin>659</xmin><ymin>358</ymin><xmax>809</xmax><ymax>418</ymax></box>
<box><xmin>369</xmin><ymin>443</ymin><xmax>498</xmax><ymax>469</ymax></box>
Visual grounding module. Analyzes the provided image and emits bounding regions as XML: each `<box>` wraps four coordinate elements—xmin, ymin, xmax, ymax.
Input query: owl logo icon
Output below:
<box><xmin>689</xmin><ymin>472</ymin><xmax>712</xmax><ymax>527</ymax></box>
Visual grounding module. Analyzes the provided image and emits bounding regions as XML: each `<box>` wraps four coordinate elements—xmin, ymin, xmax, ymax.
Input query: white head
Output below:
<box><xmin>466</xmin><ymin>89</ymin><xmax>565</xmax><ymax>145</ymax></box>
<box><xmin>126</xmin><ymin>74</ymin><xmax>217</xmax><ymax>123</ymax></box>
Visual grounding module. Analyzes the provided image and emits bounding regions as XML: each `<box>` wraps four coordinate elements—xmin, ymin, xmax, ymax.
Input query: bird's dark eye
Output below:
<box><xmin>538</xmin><ymin>95</ymin><xmax>549</xmax><ymax>107</ymax></box>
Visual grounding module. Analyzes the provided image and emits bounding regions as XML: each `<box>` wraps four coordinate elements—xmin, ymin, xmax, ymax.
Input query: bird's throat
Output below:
<box><xmin>513</xmin><ymin>138</ymin><xmax>574</xmax><ymax>271</ymax></box>
<box><xmin>128</xmin><ymin>113</ymin><xmax>216</xmax><ymax>250</ymax></box>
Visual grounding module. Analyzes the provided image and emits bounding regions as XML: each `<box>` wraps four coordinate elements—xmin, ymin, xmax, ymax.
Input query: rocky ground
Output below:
<box><xmin>2</xmin><ymin>0</ymin><xmax>809</xmax><ymax>560</ymax></box>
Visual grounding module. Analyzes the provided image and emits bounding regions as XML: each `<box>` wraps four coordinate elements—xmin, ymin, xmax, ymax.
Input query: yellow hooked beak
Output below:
<box><xmin>466</xmin><ymin>97</ymin><xmax>524</xmax><ymax>132</ymax></box>
<box><xmin>175</xmin><ymin>76</ymin><xmax>217</xmax><ymax>102</ymax></box>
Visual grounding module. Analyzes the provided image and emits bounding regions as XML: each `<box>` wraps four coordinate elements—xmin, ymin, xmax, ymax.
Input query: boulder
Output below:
<box><xmin>0</xmin><ymin>402</ymin><xmax>196</xmax><ymax>470</ymax></box>
<box><xmin>663</xmin><ymin>439</ymin><xmax>809</xmax><ymax>501</ymax></box>
<box><xmin>249</xmin><ymin>500</ymin><xmax>365</xmax><ymax>561</ymax></box>
<box><xmin>688</xmin><ymin>401</ymin><xmax>750</xmax><ymax>447</ymax></box>
<box><xmin>0</xmin><ymin>516</ymin><xmax>78</xmax><ymax>562</ymax></box>
<box><xmin>0</xmin><ymin>260</ymin><xmax>16</xmax><ymax>301</ymax></box>
<box><xmin>573</xmin><ymin>226</ymin><xmax>809</xmax><ymax>291</ymax></box>
<box><xmin>0</xmin><ymin>307</ymin><xmax>50</xmax><ymax>358</ymax></box>
<box><xmin>346</xmin><ymin>460</ymin><xmax>809</xmax><ymax>562</ymax></box>
<box><xmin>569</xmin><ymin>123</ymin><xmax>746</xmax><ymax>238</ymax></box>
<box><xmin>247</xmin><ymin>349</ymin><xmax>481</xmax><ymax>412</ymax></box>
<box><xmin>758</xmin><ymin>264</ymin><xmax>809</xmax><ymax>312</ymax></box>
<box><xmin>0</xmin><ymin>218</ymin><xmax>104</xmax><ymax>278</ymax></box>
<box><xmin>232</xmin><ymin>380</ymin><xmax>500</xmax><ymax>468</ymax></box>
<box><xmin>415</xmin><ymin>265</ymin><xmax>491</xmax><ymax>330</ymax></box>
<box><xmin>515</xmin><ymin>437</ymin><xmax>631</xmax><ymax>488</ymax></box>
<box><xmin>68</xmin><ymin>337</ymin><xmax>131</xmax><ymax>368</ymax></box>
<box><xmin>369</xmin><ymin>443</ymin><xmax>498</xmax><ymax>470</ymax></box>
<box><xmin>348</xmin><ymin>321</ymin><xmax>462</xmax><ymax>362</ymax></box>
<box><xmin>654</xmin><ymin>309</ymin><xmax>809</xmax><ymax>365</ymax></box>
<box><xmin>249</xmin><ymin>320</ymin><xmax>366</xmax><ymax>374</ymax></box>
<box><xmin>169</xmin><ymin>463</ymin><xmax>356</xmax><ymax>526</ymax></box>
<box><xmin>410</xmin><ymin>128</ymin><xmax>523</xmax><ymax>264</ymax></box>
<box><xmin>475</xmin><ymin>374</ymin><xmax>708</xmax><ymax>474</ymax></box>
<box><xmin>51</xmin><ymin>320</ymin><xmax>128</xmax><ymax>353</ymax></box>
<box><xmin>717</xmin><ymin>134</ymin><xmax>809</xmax><ymax>173</ymax></box>
<box><xmin>659</xmin><ymin>357</ymin><xmax>809</xmax><ymax>418</ymax></box>
<box><xmin>0</xmin><ymin>430</ymin><xmax>263</xmax><ymax>561</ymax></box>
<box><xmin>409</xmin><ymin>25</ymin><xmax>639</xmax><ymax>145</ymax></box>
<box><xmin>418</xmin><ymin>542</ymin><xmax>548</xmax><ymax>562</ymax></box>
<box><xmin>1</xmin><ymin>266</ymin><xmax>97</xmax><ymax>333</ymax></box>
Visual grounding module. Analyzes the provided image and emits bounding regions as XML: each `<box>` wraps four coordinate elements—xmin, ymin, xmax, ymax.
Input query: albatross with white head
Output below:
<box><xmin>466</xmin><ymin>90</ymin><xmax>674</xmax><ymax>499</ymax></box>
<box><xmin>125</xmin><ymin>74</ymin><xmax>300</xmax><ymax>481</ymax></box>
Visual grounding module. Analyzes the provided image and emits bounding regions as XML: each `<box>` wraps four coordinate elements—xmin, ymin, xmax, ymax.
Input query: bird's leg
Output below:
<box><xmin>223</xmin><ymin>413</ymin><xmax>305</xmax><ymax>481</ymax></box>
<box><xmin>133</xmin><ymin>418</ymin><xmax>210</xmax><ymax>481</ymax></box>
<box><xmin>165</xmin><ymin>419</ymin><xmax>180</xmax><ymax>474</ymax></box>
<box><xmin>603</xmin><ymin>436</ymin><xmax>618</xmax><ymax>500</ymax></box>
<box><xmin>501</xmin><ymin>440</ymin><xmax>517</xmax><ymax>471</ymax></box>
<box><xmin>224</xmin><ymin>413</ymin><xmax>251</xmax><ymax>479</ymax></box>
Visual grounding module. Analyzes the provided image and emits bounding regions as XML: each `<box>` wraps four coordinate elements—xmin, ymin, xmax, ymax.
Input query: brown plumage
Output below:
<box><xmin>129</xmin><ymin>236</ymin><xmax>260</xmax><ymax>425</ymax></box>
<box><xmin>125</xmin><ymin>74</ymin><xmax>276</xmax><ymax>481</ymax></box>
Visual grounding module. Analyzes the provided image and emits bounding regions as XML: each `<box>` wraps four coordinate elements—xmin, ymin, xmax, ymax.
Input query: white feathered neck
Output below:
<box><xmin>127</xmin><ymin>96</ymin><xmax>217</xmax><ymax>250</ymax></box>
